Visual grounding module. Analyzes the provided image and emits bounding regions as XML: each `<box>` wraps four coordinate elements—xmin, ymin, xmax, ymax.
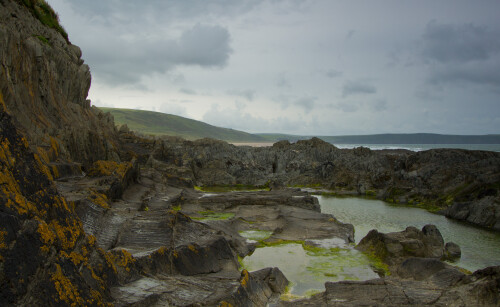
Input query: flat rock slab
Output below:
<box><xmin>181</xmin><ymin>189</ymin><xmax>355</xmax><ymax>244</ymax></box>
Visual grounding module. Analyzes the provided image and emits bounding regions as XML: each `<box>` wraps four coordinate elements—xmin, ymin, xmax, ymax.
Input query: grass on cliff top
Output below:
<box><xmin>21</xmin><ymin>0</ymin><xmax>69</xmax><ymax>42</ymax></box>
<box><xmin>98</xmin><ymin>107</ymin><xmax>267</xmax><ymax>143</ymax></box>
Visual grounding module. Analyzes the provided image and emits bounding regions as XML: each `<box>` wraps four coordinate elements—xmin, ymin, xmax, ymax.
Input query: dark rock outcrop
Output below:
<box><xmin>355</xmin><ymin>225</ymin><xmax>459</xmax><ymax>272</ymax></box>
<box><xmin>146</xmin><ymin>136</ymin><xmax>500</xmax><ymax>231</ymax></box>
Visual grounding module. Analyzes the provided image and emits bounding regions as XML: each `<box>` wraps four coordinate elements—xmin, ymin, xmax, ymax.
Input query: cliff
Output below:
<box><xmin>0</xmin><ymin>0</ymin><xmax>121</xmax><ymax>172</ymax></box>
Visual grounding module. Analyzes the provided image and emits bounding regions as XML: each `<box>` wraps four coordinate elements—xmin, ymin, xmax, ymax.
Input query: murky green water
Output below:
<box><xmin>319</xmin><ymin>196</ymin><xmax>500</xmax><ymax>272</ymax></box>
<box><xmin>241</xmin><ymin>241</ymin><xmax>380</xmax><ymax>297</ymax></box>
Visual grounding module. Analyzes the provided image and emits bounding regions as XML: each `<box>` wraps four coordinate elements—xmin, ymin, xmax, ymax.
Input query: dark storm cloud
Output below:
<box><xmin>342</xmin><ymin>81</ymin><xmax>377</xmax><ymax>98</ymax></box>
<box><xmin>420</xmin><ymin>22</ymin><xmax>500</xmax><ymax>91</ymax></box>
<box><xmin>421</xmin><ymin>22</ymin><xmax>500</xmax><ymax>64</ymax></box>
<box><xmin>87</xmin><ymin>24</ymin><xmax>232</xmax><ymax>85</ymax></box>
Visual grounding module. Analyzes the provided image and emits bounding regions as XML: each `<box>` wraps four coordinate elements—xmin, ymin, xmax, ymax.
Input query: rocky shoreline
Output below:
<box><xmin>1</xmin><ymin>0</ymin><xmax>499</xmax><ymax>305</ymax></box>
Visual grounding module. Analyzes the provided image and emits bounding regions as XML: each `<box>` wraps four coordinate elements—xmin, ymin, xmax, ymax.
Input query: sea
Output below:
<box><xmin>334</xmin><ymin>144</ymin><xmax>500</xmax><ymax>152</ymax></box>
<box><xmin>232</xmin><ymin>142</ymin><xmax>500</xmax><ymax>152</ymax></box>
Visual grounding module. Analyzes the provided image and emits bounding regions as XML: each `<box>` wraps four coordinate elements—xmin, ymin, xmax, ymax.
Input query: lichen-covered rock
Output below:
<box><xmin>0</xmin><ymin>95</ymin><xmax>118</xmax><ymax>306</ymax></box>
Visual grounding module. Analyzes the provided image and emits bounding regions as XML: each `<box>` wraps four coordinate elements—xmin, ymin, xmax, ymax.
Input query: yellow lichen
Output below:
<box><xmin>37</xmin><ymin>147</ymin><xmax>50</xmax><ymax>164</ymax></box>
<box><xmin>51</xmin><ymin>264</ymin><xmax>85</xmax><ymax>306</ymax></box>
<box><xmin>218</xmin><ymin>301</ymin><xmax>234</xmax><ymax>307</ymax></box>
<box><xmin>111</xmin><ymin>249</ymin><xmax>136</xmax><ymax>272</ymax></box>
<box><xmin>49</xmin><ymin>219</ymin><xmax>82</xmax><ymax>250</ymax></box>
<box><xmin>37</xmin><ymin>221</ymin><xmax>56</xmax><ymax>253</ymax></box>
<box><xmin>88</xmin><ymin>190</ymin><xmax>110</xmax><ymax>209</ymax></box>
<box><xmin>0</xmin><ymin>92</ymin><xmax>7</xmax><ymax>112</ymax></box>
<box><xmin>188</xmin><ymin>244</ymin><xmax>198</xmax><ymax>253</ymax></box>
<box><xmin>157</xmin><ymin>247</ymin><xmax>168</xmax><ymax>255</ymax></box>
<box><xmin>49</xmin><ymin>137</ymin><xmax>60</xmax><ymax>158</ymax></box>
<box><xmin>0</xmin><ymin>229</ymin><xmax>8</xmax><ymax>250</ymax></box>
<box><xmin>34</xmin><ymin>153</ymin><xmax>54</xmax><ymax>181</ymax></box>
<box><xmin>51</xmin><ymin>164</ymin><xmax>60</xmax><ymax>179</ymax></box>
<box><xmin>240</xmin><ymin>269</ymin><xmax>250</xmax><ymax>287</ymax></box>
<box><xmin>87</xmin><ymin>160</ymin><xmax>132</xmax><ymax>178</ymax></box>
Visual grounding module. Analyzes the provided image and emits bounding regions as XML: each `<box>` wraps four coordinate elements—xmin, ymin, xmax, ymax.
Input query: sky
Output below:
<box><xmin>48</xmin><ymin>0</ymin><xmax>500</xmax><ymax>136</ymax></box>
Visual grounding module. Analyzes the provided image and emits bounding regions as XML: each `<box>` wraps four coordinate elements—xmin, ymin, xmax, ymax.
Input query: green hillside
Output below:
<box><xmin>99</xmin><ymin>107</ymin><xmax>267</xmax><ymax>142</ymax></box>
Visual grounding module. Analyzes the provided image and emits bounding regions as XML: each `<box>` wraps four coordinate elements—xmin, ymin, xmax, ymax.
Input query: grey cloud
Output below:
<box><xmin>421</xmin><ymin>22</ymin><xmax>500</xmax><ymax>64</ymax></box>
<box><xmin>276</xmin><ymin>74</ymin><xmax>291</xmax><ymax>88</ymax></box>
<box><xmin>428</xmin><ymin>63</ymin><xmax>500</xmax><ymax>88</ymax></box>
<box><xmin>202</xmin><ymin>104</ymin><xmax>308</xmax><ymax>134</ymax></box>
<box><xmin>419</xmin><ymin>22</ymin><xmax>500</xmax><ymax>91</ymax></box>
<box><xmin>342</xmin><ymin>81</ymin><xmax>377</xmax><ymax>97</ymax></box>
<box><xmin>66</xmin><ymin>0</ymin><xmax>265</xmax><ymax>24</ymax></box>
<box><xmin>325</xmin><ymin>69</ymin><xmax>342</xmax><ymax>78</ymax></box>
<box><xmin>86</xmin><ymin>24</ymin><xmax>232</xmax><ymax>85</ymax></box>
<box><xmin>180</xmin><ymin>88</ymin><xmax>197</xmax><ymax>95</ymax></box>
<box><xmin>273</xmin><ymin>95</ymin><xmax>316</xmax><ymax>112</ymax></box>
<box><xmin>293</xmin><ymin>96</ymin><xmax>317</xmax><ymax>113</ymax></box>
<box><xmin>345</xmin><ymin>30</ymin><xmax>355</xmax><ymax>41</ymax></box>
<box><xmin>173</xmin><ymin>24</ymin><xmax>232</xmax><ymax>67</ymax></box>
<box><xmin>160</xmin><ymin>102</ymin><xmax>187</xmax><ymax>117</ymax></box>
<box><xmin>228</xmin><ymin>89</ymin><xmax>256</xmax><ymax>101</ymax></box>
<box><xmin>370</xmin><ymin>99</ymin><xmax>388</xmax><ymax>112</ymax></box>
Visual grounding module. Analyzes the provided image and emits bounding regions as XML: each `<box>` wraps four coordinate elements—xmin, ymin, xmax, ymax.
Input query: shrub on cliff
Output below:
<box><xmin>18</xmin><ymin>0</ymin><xmax>69</xmax><ymax>41</ymax></box>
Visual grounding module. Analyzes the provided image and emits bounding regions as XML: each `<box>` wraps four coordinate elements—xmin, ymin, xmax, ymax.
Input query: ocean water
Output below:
<box><xmin>333</xmin><ymin>143</ymin><xmax>500</xmax><ymax>152</ymax></box>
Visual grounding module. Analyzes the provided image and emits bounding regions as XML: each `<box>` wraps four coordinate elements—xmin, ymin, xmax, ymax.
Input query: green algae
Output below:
<box><xmin>241</xmin><ymin>241</ymin><xmax>381</xmax><ymax>298</ymax></box>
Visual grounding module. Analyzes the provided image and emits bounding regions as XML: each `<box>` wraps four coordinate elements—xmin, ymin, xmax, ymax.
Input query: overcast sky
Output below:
<box><xmin>49</xmin><ymin>0</ymin><xmax>500</xmax><ymax>135</ymax></box>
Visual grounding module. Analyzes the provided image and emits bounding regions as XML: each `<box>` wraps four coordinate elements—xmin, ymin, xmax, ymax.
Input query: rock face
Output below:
<box><xmin>0</xmin><ymin>0</ymin><xmax>121</xmax><ymax>169</ymax></box>
<box><xmin>355</xmin><ymin>225</ymin><xmax>458</xmax><ymax>271</ymax></box>
<box><xmin>149</xmin><ymin>137</ymin><xmax>500</xmax><ymax>231</ymax></box>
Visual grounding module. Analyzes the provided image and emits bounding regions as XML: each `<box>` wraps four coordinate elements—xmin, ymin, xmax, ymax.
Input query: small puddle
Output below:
<box><xmin>241</xmin><ymin>240</ymin><xmax>382</xmax><ymax>299</ymax></box>
<box><xmin>238</xmin><ymin>230</ymin><xmax>273</xmax><ymax>241</ymax></box>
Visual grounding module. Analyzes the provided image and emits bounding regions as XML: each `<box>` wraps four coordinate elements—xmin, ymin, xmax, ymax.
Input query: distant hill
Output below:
<box><xmin>99</xmin><ymin>107</ymin><xmax>267</xmax><ymax>142</ymax></box>
<box><xmin>258</xmin><ymin>133</ymin><xmax>500</xmax><ymax>144</ymax></box>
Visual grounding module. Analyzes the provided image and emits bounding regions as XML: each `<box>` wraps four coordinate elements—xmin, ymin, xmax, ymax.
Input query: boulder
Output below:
<box><xmin>356</xmin><ymin>225</ymin><xmax>459</xmax><ymax>271</ymax></box>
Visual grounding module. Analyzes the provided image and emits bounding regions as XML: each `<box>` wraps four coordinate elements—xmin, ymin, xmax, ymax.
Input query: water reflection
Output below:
<box><xmin>319</xmin><ymin>196</ymin><xmax>500</xmax><ymax>271</ymax></box>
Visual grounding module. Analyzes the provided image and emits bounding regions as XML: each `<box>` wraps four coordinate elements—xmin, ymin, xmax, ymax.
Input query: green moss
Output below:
<box><xmin>35</xmin><ymin>35</ymin><xmax>50</xmax><ymax>45</ymax></box>
<box><xmin>192</xmin><ymin>211</ymin><xmax>235</xmax><ymax>221</ymax></box>
<box><xmin>172</xmin><ymin>205</ymin><xmax>181</xmax><ymax>211</ymax></box>
<box><xmin>365</xmin><ymin>190</ymin><xmax>377</xmax><ymax>197</ymax></box>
